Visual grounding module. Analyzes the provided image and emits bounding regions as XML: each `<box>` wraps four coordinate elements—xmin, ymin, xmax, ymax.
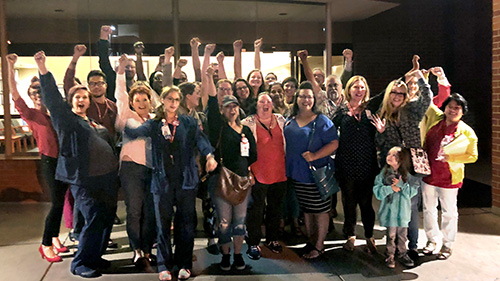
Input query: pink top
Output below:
<box><xmin>14</xmin><ymin>98</ymin><xmax>59</xmax><ymax>158</ymax></box>
<box><xmin>115</xmin><ymin>73</ymin><xmax>152</xmax><ymax>168</ymax></box>
<box><xmin>251</xmin><ymin>122</ymin><xmax>287</xmax><ymax>184</ymax></box>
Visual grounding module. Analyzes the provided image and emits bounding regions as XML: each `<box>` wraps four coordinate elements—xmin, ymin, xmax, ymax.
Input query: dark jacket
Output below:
<box><xmin>125</xmin><ymin>115</ymin><xmax>214</xmax><ymax>194</ymax></box>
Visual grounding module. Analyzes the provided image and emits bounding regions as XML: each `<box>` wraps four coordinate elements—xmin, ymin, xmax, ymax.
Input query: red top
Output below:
<box><xmin>14</xmin><ymin>98</ymin><xmax>59</xmax><ymax>158</ymax></box>
<box><xmin>251</xmin><ymin>121</ymin><xmax>287</xmax><ymax>185</ymax></box>
<box><xmin>87</xmin><ymin>99</ymin><xmax>118</xmax><ymax>137</ymax></box>
<box><xmin>424</xmin><ymin>119</ymin><xmax>462</xmax><ymax>189</ymax></box>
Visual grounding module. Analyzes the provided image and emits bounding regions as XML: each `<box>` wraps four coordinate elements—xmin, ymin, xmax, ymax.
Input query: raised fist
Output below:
<box><xmin>34</xmin><ymin>51</ymin><xmax>46</xmax><ymax>65</ymax></box>
<box><xmin>342</xmin><ymin>49</ymin><xmax>353</xmax><ymax>62</ymax></box>
<box><xmin>134</xmin><ymin>41</ymin><xmax>145</xmax><ymax>54</ymax></box>
<box><xmin>6</xmin><ymin>53</ymin><xmax>18</xmax><ymax>66</ymax></box>
<box><xmin>73</xmin><ymin>44</ymin><xmax>87</xmax><ymax>57</ymax></box>
<box><xmin>254</xmin><ymin>38</ymin><xmax>263</xmax><ymax>49</ymax></box>
<box><xmin>164</xmin><ymin>46</ymin><xmax>175</xmax><ymax>60</ymax></box>
<box><xmin>430</xmin><ymin>66</ymin><xmax>444</xmax><ymax>77</ymax></box>
<box><xmin>177</xmin><ymin>59</ymin><xmax>188</xmax><ymax>68</ymax></box>
<box><xmin>297</xmin><ymin>50</ymin><xmax>309</xmax><ymax>61</ymax></box>
<box><xmin>190</xmin><ymin>37</ymin><xmax>201</xmax><ymax>48</ymax></box>
<box><xmin>100</xmin><ymin>25</ymin><xmax>113</xmax><ymax>39</ymax></box>
<box><xmin>216</xmin><ymin>51</ymin><xmax>225</xmax><ymax>63</ymax></box>
<box><xmin>233</xmin><ymin>40</ymin><xmax>243</xmax><ymax>50</ymax></box>
<box><xmin>205</xmin><ymin>44</ymin><xmax>216</xmax><ymax>55</ymax></box>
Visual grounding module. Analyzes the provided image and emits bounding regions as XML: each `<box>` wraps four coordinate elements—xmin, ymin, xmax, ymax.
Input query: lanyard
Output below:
<box><xmin>347</xmin><ymin>102</ymin><xmax>362</xmax><ymax>122</ymax></box>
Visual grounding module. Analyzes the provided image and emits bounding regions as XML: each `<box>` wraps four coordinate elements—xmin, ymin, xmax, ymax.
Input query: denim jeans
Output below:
<box><xmin>40</xmin><ymin>155</ymin><xmax>68</xmax><ymax>246</ymax></box>
<box><xmin>246</xmin><ymin>180</ymin><xmax>287</xmax><ymax>246</ymax></box>
<box><xmin>120</xmin><ymin>161</ymin><xmax>155</xmax><ymax>253</ymax></box>
<box><xmin>211</xmin><ymin>173</ymin><xmax>250</xmax><ymax>245</ymax></box>
<box><xmin>407</xmin><ymin>179</ymin><xmax>422</xmax><ymax>250</ymax></box>
<box><xmin>386</xmin><ymin>227</ymin><xmax>408</xmax><ymax>257</ymax></box>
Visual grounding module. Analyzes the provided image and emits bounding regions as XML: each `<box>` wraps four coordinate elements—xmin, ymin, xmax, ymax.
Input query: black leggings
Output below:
<box><xmin>340</xmin><ymin>176</ymin><xmax>375</xmax><ymax>239</ymax></box>
<box><xmin>41</xmin><ymin>155</ymin><xmax>68</xmax><ymax>246</ymax></box>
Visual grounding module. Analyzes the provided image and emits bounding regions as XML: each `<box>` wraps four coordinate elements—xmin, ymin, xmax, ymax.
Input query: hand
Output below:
<box><xmin>164</xmin><ymin>46</ymin><xmax>175</xmax><ymax>62</ymax></box>
<box><xmin>430</xmin><ymin>66</ymin><xmax>445</xmax><ymax>78</ymax></box>
<box><xmin>233</xmin><ymin>39</ymin><xmax>243</xmax><ymax>50</ymax></box>
<box><xmin>205</xmin><ymin>44</ymin><xmax>216</xmax><ymax>55</ymax></box>
<box><xmin>342</xmin><ymin>49</ymin><xmax>353</xmax><ymax>62</ymax></box>
<box><xmin>6</xmin><ymin>53</ymin><xmax>18</xmax><ymax>67</ymax></box>
<box><xmin>301</xmin><ymin>151</ymin><xmax>316</xmax><ymax>162</ymax></box>
<box><xmin>73</xmin><ymin>44</ymin><xmax>87</xmax><ymax>57</ymax></box>
<box><xmin>177</xmin><ymin>59</ymin><xmax>188</xmax><ymax>68</ymax></box>
<box><xmin>254</xmin><ymin>38</ymin><xmax>263</xmax><ymax>49</ymax></box>
<box><xmin>249</xmin><ymin>172</ymin><xmax>256</xmax><ymax>186</ymax></box>
<box><xmin>391</xmin><ymin>176</ymin><xmax>401</xmax><ymax>192</ymax></box>
<box><xmin>117</xmin><ymin>54</ymin><xmax>128</xmax><ymax>74</ymax></box>
<box><xmin>440</xmin><ymin>154</ymin><xmax>450</xmax><ymax>162</ymax></box>
<box><xmin>297</xmin><ymin>50</ymin><xmax>308</xmax><ymax>61</ymax></box>
<box><xmin>370</xmin><ymin>114</ymin><xmax>386</xmax><ymax>133</ymax></box>
<box><xmin>216</xmin><ymin>51</ymin><xmax>225</xmax><ymax>64</ymax></box>
<box><xmin>190</xmin><ymin>37</ymin><xmax>201</xmax><ymax>48</ymax></box>
<box><xmin>205</xmin><ymin>156</ymin><xmax>218</xmax><ymax>172</ymax></box>
<box><xmin>100</xmin><ymin>25</ymin><xmax>113</xmax><ymax>39</ymax></box>
<box><xmin>206</xmin><ymin>65</ymin><xmax>215</xmax><ymax>76</ymax></box>
<box><xmin>134</xmin><ymin>41</ymin><xmax>145</xmax><ymax>54</ymax></box>
<box><xmin>411</xmin><ymin>54</ymin><xmax>420</xmax><ymax>72</ymax></box>
<box><xmin>34</xmin><ymin>51</ymin><xmax>46</xmax><ymax>66</ymax></box>
<box><xmin>158</xmin><ymin>54</ymin><xmax>165</xmax><ymax>66</ymax></box>
<box><xmin>209</xmin><ymin>62</ymin><xmax>219</xmax><ymax>72</ymax></box>
<box><xmin>407</xmin><ymin>69</ymin><xmax>424</xmax><ymax>80</ymax></box>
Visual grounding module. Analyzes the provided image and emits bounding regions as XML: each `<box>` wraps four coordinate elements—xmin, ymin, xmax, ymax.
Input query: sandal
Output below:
<box><xmin>178</xmin><ymin>268</ymin><xmax>191</xmax><ymax>280</ymax></box>
<box><xmin>437</xmin><ymin>246</ymin><xmax>452</xmax><ymax>260</ymax></box>
<box><xmin>302</xmin><ymin>246</ymin><xmax>325</xmax><ymax>260</ymax></box>
<box><xmin>159</xmin><ymin>270</ymin><xmax>172</xmax><ymax>281</ymax></box>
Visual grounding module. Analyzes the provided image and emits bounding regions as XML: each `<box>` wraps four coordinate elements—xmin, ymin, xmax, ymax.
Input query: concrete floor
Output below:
<box><xmin>1</xmin><ymin>199</ymin><xmax>499</xmax><ymax>281</ymax></box>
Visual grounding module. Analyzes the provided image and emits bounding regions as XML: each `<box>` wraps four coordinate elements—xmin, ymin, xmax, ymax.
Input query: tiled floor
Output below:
<box><xmin>1</xmin><ymin>199</ymin><xmax>499</xmax><ymax>281</ymax></box>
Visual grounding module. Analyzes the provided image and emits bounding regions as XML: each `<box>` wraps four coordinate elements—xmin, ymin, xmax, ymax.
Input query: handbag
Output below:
<box><xmin>214</xmin><ymin>127</ymin><xmax>252</xmax><ymax>206</ymax></box>
<box><xmin>307</xmin><ymin>119</ymin><xmax>340</xmax><ymax>201</ymax></box>
<box><xmin>395</xmin><ymin>126</ymin><xmax>431</xmax><ymax>176</ymax></box>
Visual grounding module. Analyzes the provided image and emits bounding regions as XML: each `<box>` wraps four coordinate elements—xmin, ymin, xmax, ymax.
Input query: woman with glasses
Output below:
<box><xmin>124</xmin><ymin>85</ymin><xmax>217</xmax><ymax>281</ymax></box>
<box><xmin>233</xmin><ymin>78</ymin><xmax>256</xmax><ymax>116</ymax></box>
<box><xmin>284</xmin><ymin>81</ymin><xmax>339</xmax><ymax>259</ymax></box>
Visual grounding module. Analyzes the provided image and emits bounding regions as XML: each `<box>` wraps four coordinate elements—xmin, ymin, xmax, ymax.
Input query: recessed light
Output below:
<box><xmin>279</xmin><ymin>12</ymin><xmax>287</xmax><ymax>16</ymax></box>
<box><xmin>54</xmin><ymin>9</ymin><xmax>64</xmax><ymax>12</ymax></box>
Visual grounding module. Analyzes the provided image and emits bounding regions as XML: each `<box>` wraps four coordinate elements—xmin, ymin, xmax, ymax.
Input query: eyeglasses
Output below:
<box><xmin>165</xmin><ymin>97</ymin><xmax>181</xmax><ymax>103</ymax></box>
<box><xmin>297</xmin><ymin>95</ymin><xmax>314</xmax><ymax>100</ymax></box>
<box><xmin>88</xmin><ymin>81</ymin><xmax>106</xmax><ymax>87</ymax></box>
<box><xmin>236</xmin><ymin>86</ymin><xmax>248</xmax><ymax>91</ymax></box>
<box><xmin>390</xmin><ymin>91</ymin><xmax>406</xmax><ymax>96</ymax></box>
<box><xmin>218</xmin><ymin>87</ymin><xmax>232</xmax><ymax>92</ymax></box>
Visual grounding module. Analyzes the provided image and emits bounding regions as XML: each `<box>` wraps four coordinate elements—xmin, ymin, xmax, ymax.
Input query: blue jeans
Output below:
<box><xmin>120</xmin><ymin>161</ymin><xmax>155</xmax><ymax>253</ymax></box>
<box><xmin>408</xmin><ymin>178</ymin><xmax>422</xmax><ymax>250</ymax></box>
<box><xmin>210</xmin><ymin>173</ymin><xmax>250</xmax><ymax>245</ymax></box>
<box><xmin>70</xmin><ymin>171</ymin><xmax>118</xmax><ymax>273</ymax></box>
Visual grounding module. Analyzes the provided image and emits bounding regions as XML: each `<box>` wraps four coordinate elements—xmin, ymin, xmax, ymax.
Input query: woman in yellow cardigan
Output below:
<box><xmin>421</xmin><ymin>93</ymin><xmax>478</xmax><ymax>260</ymax></box>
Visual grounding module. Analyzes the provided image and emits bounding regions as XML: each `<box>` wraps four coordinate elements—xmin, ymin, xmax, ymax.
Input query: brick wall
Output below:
<box><xmin>0</xmin><ymin>159</ymin><xmax>49</xmax><ymax>202</ymax></box>
<box><xmin>493</xmin><ymin>0</ymin><xmax>500</xmax><ymax>213</ymax></box>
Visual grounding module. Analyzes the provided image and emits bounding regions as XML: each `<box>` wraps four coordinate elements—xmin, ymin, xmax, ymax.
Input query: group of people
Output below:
<box><xmin>6</xmin><ymin>25</ymin><xmax>478</xmax><ymax>280</ymax></box>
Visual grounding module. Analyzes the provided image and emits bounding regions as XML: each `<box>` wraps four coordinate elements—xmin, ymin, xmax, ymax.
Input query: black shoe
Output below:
<box><xmin>72</xmin><ymin>266</ymin><xmax>101</xmax><ymax>278</ymax></box>
<box><xmin>146</xmin><ymin>253</ymin><xmax>157</xmax><ymax>266</ymax></box>
<box><xmin>246</xmin><ymin>245</ymin><xmax>261</xmax><ymax>260</ymax></box>
<box><xmin>107</xmin><ymin>239</ymin><xmax>118</xmax><ymax>249</ymax></box>
<box><xmin>408</xmin><ymin>249</ymin><xmax>419</xmax><ymax>261</ymax></box>
<box><xmin>220</xmin><ymin>254</ymin><xmax>231</xmax><ymax>271</ymax></box>
<box><xmin>68</xmin><ymin>231</ymin><xmax>78</xmax><ymax>242</ymax></box>
<box><xmin>113</xmin><ymin>215</ymin><xmax>122</xmax><ymax>225</ymax></box>
<box><xmin>207</xmin><ymin>242</ymin><xmax>220</xmax><ymax>255</ymax></box>
<box><xmin>265</xmin><ymin>241</ymin><xmax>283</xmax><ymax>254</ymax></box>
<box><xmin>233</xmin><ymin>253</ymin><xmax>246</xmax><ymax>270</ymax></box>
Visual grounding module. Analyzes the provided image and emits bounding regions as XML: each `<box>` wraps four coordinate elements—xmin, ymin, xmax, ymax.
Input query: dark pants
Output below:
<box><xmin>120</xmin><ymin>161</ymin><xmax>156</xmax><ymax>253</ymax></box>
<box><xmin>340</xmin><ymin>177</ymin><xmax>376</xmax><ymax>238</ymax></box>
<box><xmin>41</xmin><ymin>155</ymin><xmax>68</xmax><ymax>246</ymax></box>
<box><xmin>70</xmin><ymin>171</ymin><xmax>118</xmax><ymax>273</ymax></box>
<box><xmin>154</xmin><ymin>180</ymin><xmax>197</xmax><ymax>272</ymax></box>
<box><xmin>408</xmin><ymin>183</ymin><xmax>422</xmax><ymax>250</ymax></box>
<box><xmin>246</xmin><ymin>180</ymin><xmax>287</xmax><ymax>246</ymax></box>
<box><xmin>197</xmin><ymin>176</ymin><xmax>217</xmax><ymax>239</ymax></box>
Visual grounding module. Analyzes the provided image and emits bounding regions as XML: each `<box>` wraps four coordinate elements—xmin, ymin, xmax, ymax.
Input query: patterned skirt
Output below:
<box><xmin>292</xmin><ymin>180</ymin><xmax>331</xmax><ymax>214</ymax></box>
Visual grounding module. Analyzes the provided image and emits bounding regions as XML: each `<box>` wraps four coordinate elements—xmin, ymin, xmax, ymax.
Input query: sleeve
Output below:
<box><xmin>195</xmin><ymin>120</ymin><xmax>215</xmax><ymax>156</ymax></box>
<box><xmin>39</xmin><ymin>72</ymin><xmax>75</xmax><ymax>129</ymax></box>
<box><xmin>319</xmin><ymin>115</ymin><xmax>338</xmax><ymax>144</ymax></box>
<box><xmin>124</xmin><ymin>119</ymin><xmax>154</xmax><ymax>139</ymax></box>
<box><xmin>433</xmin><ymin>79</ymin><xmax>451</xmax><ymax>108</ymax></box>
<box><xmin>14</xmin><ymin>98</ymin><xmax>36</xmax><ymax>122</ymax></box>
<box><xmin>114</xmin><ymin>73</ymin><xmax>132</xmax><ymax>131</ymax></box>
<box><xmin>63</xmin><ymin>67</ymin><xmax>77</xmax><ymax>98</ymax></box>
<box><xmin>446</xmin><ymin>125</ymin><xmax>478</xmax><ymax>164</ymax></box>
<box><xmin>367</xmin><ymin>90</ymin><xmax>385</xmax><ymax>113</ymax></box>
<box><xmin>206</xmin><ymin>96</ymin><xmax>224</xmax><ymax>145</ymax></box>
<box><xmin>410</xmin><ymin>78</ymin><xmax>433</xmax><ymax>121</ymax></box>
<box><xmin>375</xmin><ymin>130</ymin><xmax>386</xmax><ymax>150</ymax></box>
<box><xmin>97</xmin><ymin>39</ymin><xmax>117</xmax><ymax>102</ymax></box>
<box><xmin>331</xmin><ymin>106</ymin><xmax>344</xmax><ymax>128</ymax></box>
<box><xmin>340</xmin><ymin>68</ymin><xmax>353</xmax><ymax>89</ymax></box>
<box><xmin>373</xmin><ymin>172</ymin><xmax>394</xmax><ymax>200</ymax></box>
<box><xmin>246</xmin><ymin>126</ymin><xmax>258</xmax><ymax>166</ymax></box>
<box><xmin>399</xmin><ymin>175</ymin><xmax>419</xmax><ymax>199</ymax></box>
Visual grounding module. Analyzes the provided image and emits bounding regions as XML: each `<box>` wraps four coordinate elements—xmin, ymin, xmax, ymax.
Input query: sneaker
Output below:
<box><xmin>266</xmin><ymin>241</ymin><xmax>283</xmax><ymax>254</ymax></box>
<box><xmin>207</xmin><ymin>240</ymin><xmax>220</xmax><ymax>255</ymax></box>
<box><xmin>246</xmin><ymin>245</ymin><xmax>261</xmax><ymax>260</ymax></box>
<box><xmin>385</xmin><ymin>256</ymin><xmax>396</xmax><ymax>268</ymax></box>
<box><xmin>220</xmin><ymin>254</ymin><xmax>231</xmax><ymax>271</ymax></box>
<box><xmin>399</xmin><ymin>253</ymin><xmax>415</xmax><ymax>267</ymax></box>
<box><xmin>178</xmin><ymin>268</ymin><xmax>191</xmax><ymax>280</ymax></box>
<box><xmin>343</xmin><ymin>236</ymin><xmax>356</xmax><ymax>251</ymax></box>
<box><xmin>233</xmin><ymin>253</ymin><xmax>246</xmax><ymax>270</ymax></box>
<box><xmin>408</xmin><ymin>249</ymin><xmax>419</xmax><ymax>261</ymax></box>
<box><xmin>365</xmin><ymin>237</ymin><xmax>377</xmax><ymax>254</ymax></box>
<box><xmin>423</xmin><ymin>241</ymin><xmax>436</xmax><ymax>255</ymax></box>
<box><xmin>107</xmin><ymin>239</ymin><xmax>118</xmax><ymax>249</ymax></box>
<box><xmin>437</xmin><ymin>246</ymin><xmax>452</xmax><ymax>260</ymax></box>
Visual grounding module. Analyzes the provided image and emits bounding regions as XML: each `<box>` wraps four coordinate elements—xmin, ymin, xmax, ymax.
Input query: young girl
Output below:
<box><xmin>373</xmin><ymin>146</ymin><xmax>418</xmax><ymax>268</ymax></box>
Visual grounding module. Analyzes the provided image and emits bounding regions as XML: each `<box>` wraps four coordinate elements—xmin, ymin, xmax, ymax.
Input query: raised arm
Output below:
<box><xmin>340</xmin><ymin>49</ymin><xmax>354</xmax><ymax>88</ymax></box>
<box><xmin>97</xmin><ymin>25</ymin><xmax>117</xmax><ymax>101</ymax></box>
<box><xmin>429</xmin><ymin>67</ymin><xmax>451</xmax><ymax>107</ymax></box>
<box><xmin>216</xmin><ymin>51</ymin><xmax>227</xmax><ymax>80</ymax></box>
<box><xmin>162</xmin><ymin>46</ymin><xmax>175</xmax><ymax>87</ymax></box>
<box><xmin>190</xmin><ymin>37</ymin><xmax>202</xmax><ymax>82</ymax></box>
<box><xmin>202</xmin><ymin>43</ymin><xmax>216</xmax><ymax>74</ymax></box>
<box><xmin>64</xmin><ymin>44</ymin><xmax>87</xmax><ymax>96</ymax></box>
<box><xmin>254</xmin><ymin>38</ymin><xmax>262</xmax><ymax>70</ymax></box>
<box><xmin>115</xmin><ymin>54</ymin><xmax>133</xmax><ymax>131</ymax></box>
<box><xmin>134</xmin><ymin>41</ymin><xmax>147</xmax><ymax>81</ymax></box>
<box><xmin>233</xmin><ymin>40</ymin><xmax>243</xmax><ymax>80</ymax></box>
<box><xmin>7</xmin><ymin>54</ymin><xmax>20</xmax><ymax>101</ymax></box>
<box><xmin>173</xmin><ymin>59</ymin><xmax>188</xmax><ymax>84</ymax></box>
<box><xmin>297</xmin><ymin>49</ymin><xmax>322</xmax><ymax>95</ymax></box>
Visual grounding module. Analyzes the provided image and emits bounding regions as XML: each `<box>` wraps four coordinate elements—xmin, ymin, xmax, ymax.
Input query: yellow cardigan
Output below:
<box><xmin>422</xmin><ymin>104</ymin><xmax>478</xmax><ymax>185</ymax></box>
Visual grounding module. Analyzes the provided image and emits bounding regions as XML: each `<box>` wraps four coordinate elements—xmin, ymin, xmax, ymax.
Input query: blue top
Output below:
<box><xmin>284</xmin><ymin>114</ymin><xmax>338</xmax><ymax>183</ymax></box>
<box><xmin>124</xmin><ymin>115</ymin><xmax>214</xmax><ymax>194</ymax></box>
<box><xmin>373</xmin><ymin>167</ymin><xmax>419</xmax><ymax>227</ymax></box>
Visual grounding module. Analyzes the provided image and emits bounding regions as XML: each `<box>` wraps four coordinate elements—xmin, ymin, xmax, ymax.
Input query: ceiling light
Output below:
<box><xmin>279</xmin><ymin>13</ymin><xmax>287</xmax><ymax>16</ymax></box>
<box><xmin>54</xmin><ymin>9</ymin><xmax>64</xmax><ymax>12</ymax></box>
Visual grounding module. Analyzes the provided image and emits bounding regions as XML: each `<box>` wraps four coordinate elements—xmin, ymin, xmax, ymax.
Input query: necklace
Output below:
<box><xmin>93</xmin><ymin>100</ymin><xmax>108</xmax><ymax>123</ymax></box>
<box><xmin>347</xmin><ymin>102</ymin><xmax>362</xmax><ymax>122</ymax></box>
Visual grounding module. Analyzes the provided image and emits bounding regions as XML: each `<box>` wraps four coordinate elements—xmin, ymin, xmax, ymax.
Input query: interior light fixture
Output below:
<box><xmin>54</xmin><ymin>9</ymin><xmax>64</xmax><ymax>12</ymax></box>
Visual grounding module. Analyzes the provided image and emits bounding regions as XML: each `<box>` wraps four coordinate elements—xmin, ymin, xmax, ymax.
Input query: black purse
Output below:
<box><xmin>307</xmin><ymin>119</ymin><xmax>340</xmax><ymax>201</ymax></box>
